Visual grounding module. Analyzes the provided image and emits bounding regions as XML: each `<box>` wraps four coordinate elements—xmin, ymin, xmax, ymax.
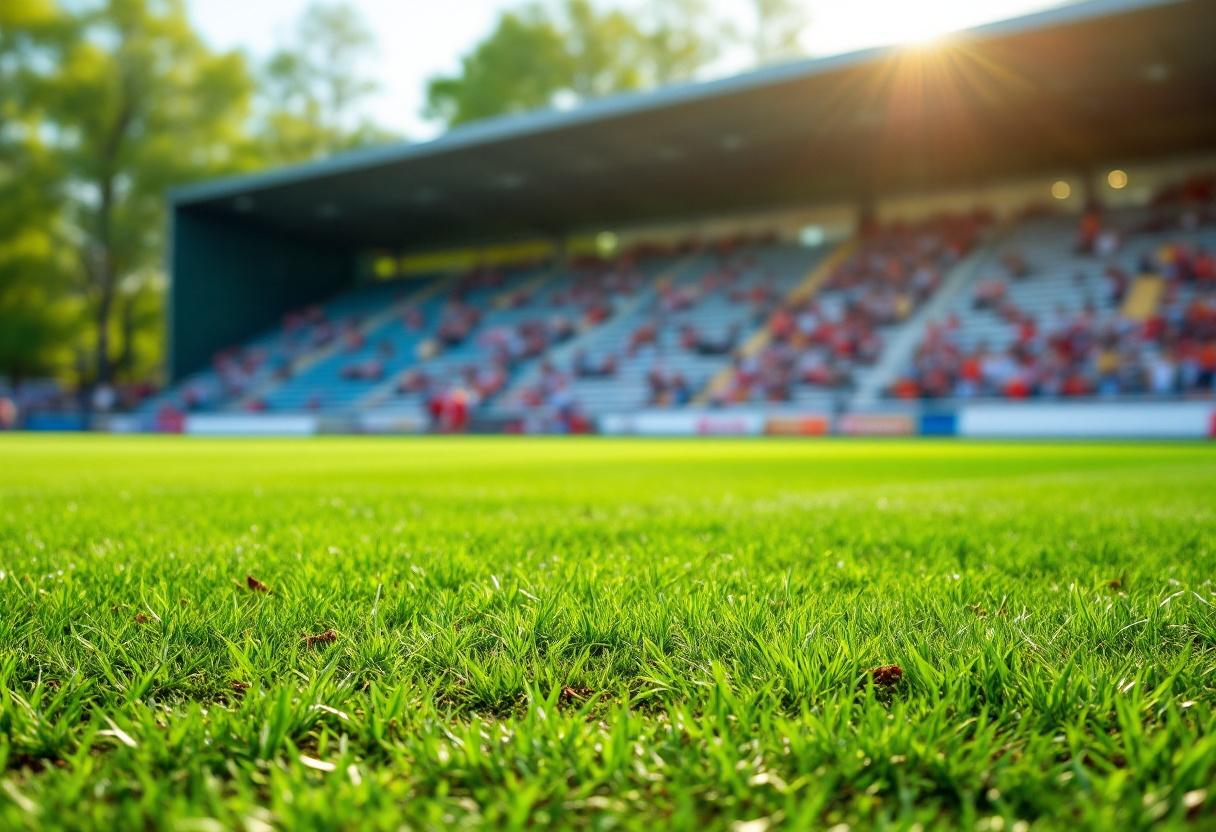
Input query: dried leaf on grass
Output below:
<box><xmin>560</xmin><ymin>685</ymin><xmax>594</xmax><ymax>703</ymax></box>
<box><xmin>868</xmin><ymin>665</ymin><xmax>903</xmax><ymax>687</ymax></box>
<box><xmin>302</xmin><ymin>629</ymin><xmax>338</xmax><ymax>647</ymax></box>
<box><xmin>245</xmin><ymin>575</ymin><xmax>270</xmax><ymax>592</ymax></box>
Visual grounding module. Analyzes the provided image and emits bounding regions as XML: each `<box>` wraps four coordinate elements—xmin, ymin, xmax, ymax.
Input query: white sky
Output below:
<box><xmin>188</xmin><ymin>0</ymin><xmax>1071</xmax><ymax>140</ymax></box>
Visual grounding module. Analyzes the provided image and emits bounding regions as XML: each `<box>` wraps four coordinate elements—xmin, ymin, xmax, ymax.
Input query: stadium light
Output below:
<box><xmin>1108</xmin><ymin>170</ymin><xmax>1129</xmax><ymax>189</ymax></box>
<box><xmin>373</xmin><ymin>256</ymin><xmax>397</xmax><ymax>279</ymax></box>
<box><xmin>799</xmin><ymin>225</ymin><xmax>826</xmax><ymax>248</ymax></box>
<box><xmin>596</xmin><ymin>231</ymin><xmax>619</xmax><ymax>257</ymax></box>
<box><xmin>1051</xmin><ymin>181</ymin><xmax>1071</xmax><ymax>200</ymax></box>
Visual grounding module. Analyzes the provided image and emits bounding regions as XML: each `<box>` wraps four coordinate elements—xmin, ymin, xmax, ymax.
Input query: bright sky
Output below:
<box><xmin>188</xmin><ymin>0</ymin><xmax>1071</xmax><ymax>140</ymax></box>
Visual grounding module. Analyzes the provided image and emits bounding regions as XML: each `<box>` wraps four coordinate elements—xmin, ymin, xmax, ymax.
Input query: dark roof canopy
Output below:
<box><xmin>172</xmin><ymin>0</ymin><xmax>1216</xmax><ymax>252</ymax></box>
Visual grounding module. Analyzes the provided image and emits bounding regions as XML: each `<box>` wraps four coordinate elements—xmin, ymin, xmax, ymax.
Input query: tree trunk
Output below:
<box><xmin>95</xmin><ymin>286</ymin><xmax>114</xmax><ymax>385</ymax></box>
<box><xmin>89</xmin><ymin>92</ymin><xmax>135</xmax><ymax>403</ymax></box>
<box><xmin>93</xmin><ymin>180</ymin><xmax>116</xmax><ymax>390</ymax></box>
<box><xmin>116</xmin><ymin>292</ymin><xmax>136</xmax><ymax>380</ymax></box>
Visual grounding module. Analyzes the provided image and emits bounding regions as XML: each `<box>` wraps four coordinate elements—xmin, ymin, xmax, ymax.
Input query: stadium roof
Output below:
<box><xmin>172</xmin><ymin>0</ymin><xmax>1216</xmax><ymax>252</ymax></box>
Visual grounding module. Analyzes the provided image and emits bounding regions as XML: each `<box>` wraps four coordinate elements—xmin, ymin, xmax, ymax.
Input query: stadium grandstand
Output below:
<box><xmin>135</xmin><ymin>0</ymin><xmax>1215</xmax><ymax>436</ymax></box>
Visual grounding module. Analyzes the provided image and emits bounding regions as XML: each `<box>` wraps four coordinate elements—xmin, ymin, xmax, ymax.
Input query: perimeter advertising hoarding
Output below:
<box><xmin>184</xmin><ymin>414</ymin><xmax>319</xmax><ymax>436</ymax></box>
<box><xmin>599</xmin><ymin>411</ymin><xmax>767</xmax><ymax>436</ymax></box>
<box><xmin>836</xmin><ymin>413</ymin><xmax>917</xmax><ymax>436</ymax></box>
<box><xmin>765</xmin><ymin>415</ymin><xmax>832</xmax><ymax>436</ymax></box>
<box><xmin>956</xmin><ymin>402</ymin><xmax>1216</xmax><ymax>438</ymax></box>
<box><xmin>357</xmin><ymin>412</ymin><xmax>429</xmax><ymax>434</ymax></box>
<box><xmin>24</xmin><ymin>413</ymin><xmax>88</xmax><ymax>432</ymax></box>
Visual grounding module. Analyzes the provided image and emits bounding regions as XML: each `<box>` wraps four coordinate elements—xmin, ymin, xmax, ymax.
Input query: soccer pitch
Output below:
<box><xmin>2</xmin><ymin>436</ymin><xmax>1215</xmax><ymax>831</ymax></box>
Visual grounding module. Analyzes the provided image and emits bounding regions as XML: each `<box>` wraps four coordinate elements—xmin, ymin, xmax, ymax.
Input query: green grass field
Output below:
<box><xmin>2</xmin><ymin>436</ymin><xmax>1215</xmax><ymax>831</ymax></box>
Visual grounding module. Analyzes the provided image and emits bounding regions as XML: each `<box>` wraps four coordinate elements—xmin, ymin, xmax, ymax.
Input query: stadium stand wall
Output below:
<box><xmin>171</xmin><ymin>210</ymin><xmax>356</xmax><ymax>380</ymax></box>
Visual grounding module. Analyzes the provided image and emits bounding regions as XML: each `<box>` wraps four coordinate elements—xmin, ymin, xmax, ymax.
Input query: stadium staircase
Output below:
<box><xmin>850</xmin><ymin>236</ymin><xmax>1004</xmax><ymax>405</ymax></box>
<box><xmin>696</xmin><ymin>239</ymin><xmax>854</xmax><ymax>407</ymax></box>
<box><xmin>1121</xmin><ymin>275</ymin><xmax>1164</xmax><ymax>321</ymax></box>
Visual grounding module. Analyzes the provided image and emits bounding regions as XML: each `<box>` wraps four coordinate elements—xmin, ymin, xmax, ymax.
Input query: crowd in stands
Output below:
<box><xmin>15</xmin><ymin>176</ymin><xmax>1216</xmax><ymax>431</ymax></box>
<box><xmin>395</xmin><ymin>312</ymin><xmax>580</xmax><ymax>407</ymax></box>
<box><xmin>493</xmin><ymin>358</ymin><xmax>594</xmax><ymax>433</ymax></box>
<box><xmin>710</xmin><ymin>212</ymin><xmax>992</xmax><ymax>404</ymax></box>
<box><xmin>552</xmin><ymin>259</ymin><xmax>645</xmax><ymax>321</ymax></box>
<box><xmin>620</xmin><ymin>251</ymin><xmax>782</xmax><ymax>405</ymax></box>
<box><xmin>893</xmin><ymin>180</ymin><xmax>1216</xmax><ymax>400</ymax></box>
<box><xmin>0</xmin><ymin>380</ymin><xmax>103</xmax><ymax>426</ymax></box>
<box><xmin>0</xmin><ymin>377</ymin><xmax>163</xmax><ymax>428</ymax></box>
<box><xmin>399</xmin><ymin>260</ymin><xmax>647</xmax><ymax>430</ymax></box>
<box><xmin>168</xmin><ymin>298</ymin><xmax>382</xmax><ymax>412</ymax></box>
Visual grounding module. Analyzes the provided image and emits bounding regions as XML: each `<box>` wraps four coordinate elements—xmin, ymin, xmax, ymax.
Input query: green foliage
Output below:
<box><xmin>751</xmin><ymin>0</ymin><xmax>808</xmax><ymax>65</ymax></box>
<box><xmin>35</xmin><ymin>0</ymin><xmax>257</xmax><ymax>385</ymax></box>
<box><xmin>426</xmin><ymin>6</ymin><xmax>571</xmax><ymax>127</ymax></box>
<box><xmin>1</xmin><ymin>437</ymin><xmax>1215</xmax><ymax>830</ymax></box>
<box><xmin>0</xmin><ymin>0</ymin><xmax>80</xmax><ymax>380</ymax></box>
<box><xmin>0</xmin><ymin>0</ymin><xmax>390</xmax><ymax>388</ymax></box>
<box><xmin>256</xmin><ymin>1</ymin><xmax>397</xmax><ymax>165</ymax></box>
<box><xmin>635</xmin><ymin>0</ymin><xmax>727</xmax><ymax>85</ymax></box>
<box><xmin>0</xmin><ymin>0</ymin><xmax>258</xmax><ymax>386</ymax></box>
<box><xmin>426</xmin><ymin>0</ymin><xmax>730</xmax><ymax>128</ymax></box>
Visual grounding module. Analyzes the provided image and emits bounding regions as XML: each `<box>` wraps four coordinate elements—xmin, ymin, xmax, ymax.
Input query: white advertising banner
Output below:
<box><xmin>357</xmin><ymin>412</ymin><xmax>428</xmax><ymax>434</ymax></box>
<box><xmin>599</xmin><ymin>411</ymin><xmax>767</xmax><ymax>436</ymax></box>
<box><xmin>958</xmin><ymin>402</ymin><xmax>1215</xmax><ymax>438</ymax></box>
<box><xmin>184</xmin><ymin>414</ymin><xmax>319</xmax><ymax>436</ymax></box>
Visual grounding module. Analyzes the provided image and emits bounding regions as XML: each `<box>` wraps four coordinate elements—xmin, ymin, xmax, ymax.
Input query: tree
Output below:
<box><xmin>426</xmin><ymin>0</ymin><xmax>729</xmax><ymax>130</ymax></box>
<box><xmin>562</xmin><ymin>0</ymin><xmax>646</xmax><ymax>98</ymax></box>
<box><xmin>635</xmin><ymin>0</ymin><xmax>726</xmax><ymax>86</ymax></box>
<box><xmin>0</xmin><ymin>0</ymin><xmax>79</xmax><ymax>382</ymax></box>
<box><xmin>425</xmin><ymin>5</ymin><xmax>572</xmax><ymax>128</ymax></box>
<box><xmin>0</xmin><ymin>0</ymin><xmax>396</xmax><ymax>393</ymax></box>
<box><xmin>30</xmin><ymin>0</ymin><xmax>257</xmax><ymax>389</ymax></box>
<box><xmin>751</xmin><ymin>0</ymin><xmax>808</xmax><ymax>66</ymax></box>
<box><xmin>257</xmin><ymin>2</ymin><xmax>396</xmax><ymax>164</ymax></box>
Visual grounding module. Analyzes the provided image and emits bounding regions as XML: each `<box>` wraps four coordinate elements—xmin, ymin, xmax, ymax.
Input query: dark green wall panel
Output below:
<box><xmin>170</xmin><ymin>209</ymin><xmax>355</xmax><ymax>380</ymax></box>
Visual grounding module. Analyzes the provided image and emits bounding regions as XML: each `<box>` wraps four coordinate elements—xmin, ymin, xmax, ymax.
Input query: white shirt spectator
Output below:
<box><xmin>1149</xmin><ymin>355</ymin><xmax>1177</xmax><ymax>395</ymax></box>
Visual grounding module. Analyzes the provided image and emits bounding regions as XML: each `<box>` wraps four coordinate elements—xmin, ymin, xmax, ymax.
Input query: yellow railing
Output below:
<box><xmin>1120</xmin><ymin>274</ymin><xmax>1164</xmax><ymax>322</ymax></box>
